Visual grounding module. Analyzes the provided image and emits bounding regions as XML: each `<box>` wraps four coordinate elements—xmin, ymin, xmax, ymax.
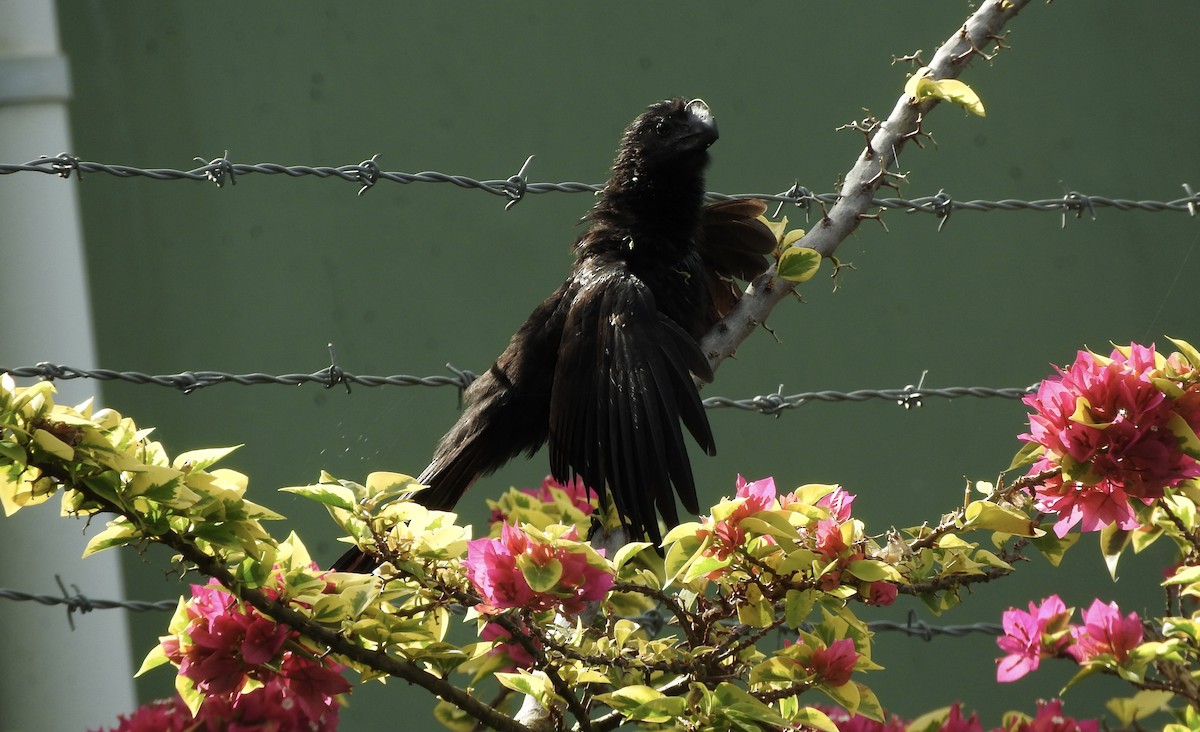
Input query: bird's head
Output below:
<box><xmin>613</xmin><ymin>97</ymin><xmax>718</xmax><ymax>180</ymax></box>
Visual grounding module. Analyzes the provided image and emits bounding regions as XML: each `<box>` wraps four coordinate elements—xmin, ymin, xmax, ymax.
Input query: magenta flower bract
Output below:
<box><xmin>808</xmin><ymin>637</ymin><xmax>858</xmax><ymax>687</ymax></box>
<box><xmin>1067</xmin><ymin>599</ymin><xmax>1143</xmax><ymax>664</ymax></box>
<box><xmin>155</xmin><ymin>573</ymin><xmax>349</xmax><ymax>730</ymax></box>
<box><xmin>1021</xmin><ymin>345</ymin><xmax>1200</xmax><ymax>536</ymax></box>
<box><xmin>465</xmin><ymin>523</ymin><xmax>613</xmax><ymax>616</ymax></box>
<box><xmin>996</xmin><ymin>595</ymin><xmax>1074</xmax><ymax>682</ymax></box>
<box><xmin>1011</xmin><ymin>699</ymin><xmax>1100</xmax><ymax>732</ymax></box>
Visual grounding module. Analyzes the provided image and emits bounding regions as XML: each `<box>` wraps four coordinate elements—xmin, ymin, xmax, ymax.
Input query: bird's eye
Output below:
<box><xmin>653</xmin><ymin>119</ymin><xmax>672</xmax><ymax>137</ymax></box>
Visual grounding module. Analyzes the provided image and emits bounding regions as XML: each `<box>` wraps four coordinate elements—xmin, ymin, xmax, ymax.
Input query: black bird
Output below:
<box><xmin>335</xmin><ymin>98</ymin><xmax>774</xmax><ymax>571</ymax></box>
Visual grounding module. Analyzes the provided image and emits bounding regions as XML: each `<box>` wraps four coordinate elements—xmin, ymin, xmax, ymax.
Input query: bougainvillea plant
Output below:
<box><xmin>8</xmin><ymin>337</ymin><xmax>1200</xmax><ymax>731</ymax></box>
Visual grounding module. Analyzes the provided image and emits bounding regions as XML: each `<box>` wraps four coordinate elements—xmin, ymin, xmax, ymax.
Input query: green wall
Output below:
<box><xmin>51</xmin><ymin>2</ymin><xmax>1200</xmax><ymax>729</ymax></box>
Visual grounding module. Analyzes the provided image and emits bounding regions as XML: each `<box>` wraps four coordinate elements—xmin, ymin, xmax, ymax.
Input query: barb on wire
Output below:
<box><xmin>867</xmin><ymin>610</ymin><xmax>1001</xmax><ymax>640</ymax></box>
<box><xmin>1</xmin><ymin>583</ymin><xmax>1000</xmax><ymax>640</ymax></box>
<box><xmin>1</xmin><ymin>361</ymin><xmax>1037</xmax><ymax>412</ymax></box>
<box><xmin>0</xmin><ymin>577</ymin><xmax>178</xmax><ymax>631</ymax></box>
<box><xmin>1</xmin><ymin>156</ymin><xmax>1196</xmax><ymax>222</ymax></box>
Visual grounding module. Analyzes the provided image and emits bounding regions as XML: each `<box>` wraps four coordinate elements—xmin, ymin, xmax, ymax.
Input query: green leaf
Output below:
<box><xmin>1168</xmin><ymin>412</ymin><xmax>1200</xmax><ymax>460</ymax></box>
<box><xmin>1169</xmin><ymin>336</ymin><xmax>1200</xmax><ymax>370</ymax></box>
<box><xmin>905</xmin><ymin>67</ymin><xmax>986</xmax><ymax>116</ymax></box>
<box><xmin>963</xmin><ymin>500</ymin><xmax>1037</xmax><ymax>536</ymax></box>
<box><xmin>172</xmin><ymin>445</ymin><xmax>240</xmax><ymax>472</ymax></box>
<box><xmin>1005</xmin><ymin>440</ymin><xmax>1044</xmax><ymax>472</ymax></box>
<box><xmin>790</xmin><ymin>707</ymin><xmax>840</xmax><ymax>732</ymax></box>
<box><xmin>611</xmin><ymin>541</ymin><xmax>653</xmax><ymax>571</ymax></box>
<box><xmin>598</xmin><ymin>684</ymin><xmax>664</xmax><ymax>712</ymax></box>
<box><xmin>280</xmin><ymin>483</ymin><xmax>356</xmax><ymax>511</ymax></box>
<box><xmin>737</xmin><ymin>597</ymin><xmax>775</xmax><ymax>628</ymax></box>
<box><xmin>785</xmin><ymin>588</ymin><xmax>817</xmax><ymax>629</ymax></box>
<box><xmin>1100</xmin><ymin>523</ymin><xmax>1131</xmax><ymax>580</ymax></box>
<box><xmin>777</xmin><ymin>246</ymin><xmax>822</xmax><ymax>283</ymax></box>
<box><xmin>626</xmin><ymin>697</ymin><xmax>687</xmax><ymax>724</ymax></box>
<box><xmin>1030</xmin><ymin>531</ymin><xmax>1079</xmax><ymax>567</ymax></box>
<box><xmin>1106</xmin><ymin>690</ymin><xmax>1174</xmax><ymax>726</ymax></box>
<box><xmin>517</xmin><ymin>554</ymin><xmax>563</xmax><ymax>593</ymax></box>
<box><xmin>82</xmin><ymin>519</ymin><xmax>140</xmax><ymax>557</ymax></box>
<box><xmin>1164</xmin><ymin>564</ymin><xmax>1200</xmax><ymax>586</ymax></box>
<box><xmin>135</xmin><ymin>643</ymin><xmax>171</xmax><ymax>677</ymax></box>
<box><xmin>32</xmin><ymin>428</ymin><xmax>74</xmax><ymax>460</ymax></box>
<box><xmin>845</xmin><ymin>559</ymin><xmax>900</xmax><ymax>582</ymax></box>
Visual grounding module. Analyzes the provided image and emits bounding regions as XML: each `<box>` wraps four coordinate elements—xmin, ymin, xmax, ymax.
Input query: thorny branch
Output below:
<box><xmin>701</xmin><ymin>0</ymin><xmax>1035</xmax><ymax>372</ymax></box>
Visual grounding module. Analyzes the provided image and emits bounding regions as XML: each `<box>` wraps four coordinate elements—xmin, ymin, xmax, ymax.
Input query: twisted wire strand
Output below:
<box><xmin>0</xmin><ymin>583</ymin><xmax>1001</xmax><ymax>640</ymax></box>
<box><xmin>2</xmin><ymin>155</ymin><xmax>1197</xmax><ymax>220</ymax></box>
<box><xmin>1</xmin><ymin>362</ymin><xmax>1036</xmax><ymax>412</ymax></box>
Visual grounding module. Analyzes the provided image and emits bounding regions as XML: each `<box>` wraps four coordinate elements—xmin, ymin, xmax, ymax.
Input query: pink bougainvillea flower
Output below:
<box><xmin>865</xmin><ymin>581</ymin><xmax>898</xmax><ymax>607</ymax></box>
<box><xmin>996</xmin><ymin>595</ymin><xmax>1075</xmax><ymax>682</ymax></box>
<box><xmin>816</xmin><ymin>704</ymin><xmax>908</xmax><ymax>732</ymax></box>
<box><xmin>808</xmin><ymin>637</ymin><xmax>858</xmax><ymax>687</ymax></box>
<box><xmin>938</xmin><ymin>703</ymin><xmax>983</xmax><ymax>732</ymax></box>
<box><xmin>481</xmin><ymin>620</ymin><xmax>537</xmax><ymax>671</ymax></box>
<box><xmin>465</xmin><ymin>523</ymin><xmax>613</xmax><ymax>616</ymax></box>
<box><xmin>816</xmin><ymin>486</ymin><xmax>856</xmax><ymax>523</ymax></box>
<box><xmin>1066</xmin><ymin>599</ymin><xmax>1143</xmax><ymax>664</ymax></box>
<box><xmin>734</xmin><ymin>474</ymin><xmax>777</xmax><ymax>513</ymax></box>
<box><xmin>1010</xmin><ymin>698</ymin><xmax>1100</xmax><ymax>732</ymax></box>
<box><xmin>1021</xmin><ymin>345</ymin><xmax>1200</xmax><ymax>536</ymax></box>
<box><xmin>698</xmin><ymin>476</ymin><xmax>779</xmax><ymax>561</ymax></box>
<box><xmin>153</xmin><ymin>571</ymin><xmax>348</xmax><ymax>731</ymax></box>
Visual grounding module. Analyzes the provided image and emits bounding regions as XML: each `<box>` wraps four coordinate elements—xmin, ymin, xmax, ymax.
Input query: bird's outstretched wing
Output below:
<box><xmin>547</xmin><ymin>264</ymin><xmax>715</xmax><ymax>544</ymax></box>
<box><xmin>698</xmin><ymin>199</ymin><xmax>778</xmax><ymax>326</ymax></box>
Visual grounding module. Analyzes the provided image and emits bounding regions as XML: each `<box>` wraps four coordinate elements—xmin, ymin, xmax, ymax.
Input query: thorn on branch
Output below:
<box><xmin>857</xmin><ymin>212</ymin><xmax>890</xmax><ymax>233</ymax></box>
<box><xmin>892</xmin><ymin>49</ymin><xmax>926</xmax><ymax>67</ymax></box>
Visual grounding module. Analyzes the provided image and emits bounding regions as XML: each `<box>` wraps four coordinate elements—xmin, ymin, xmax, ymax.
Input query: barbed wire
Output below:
<box><xmin>1</xmin><ymin>154</ymin><xmax>1196</xmax><ymax>227</ymax></box>
<box><xmin>1</xmin><ymin>362</ymin><xmax>1036</xmax><ymax>414</ymax></box>
<box><xmin>0</xmin><ymin>582</ymin><xmax>1000</xmax><ymax>639</ymax></box>
<box><xmin>0</xmin><ymin>577</ymin><xmax>178</xmax><ymax>631</ymax></box>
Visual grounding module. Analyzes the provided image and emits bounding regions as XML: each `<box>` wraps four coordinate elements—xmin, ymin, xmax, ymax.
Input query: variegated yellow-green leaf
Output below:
<box><xmin>1030</xmin><ymin>531</ymin><xmax>1078</xmax><ymax>567</ymax></box>
<box><xmin>1005</xmin><ymin>440</ymin><xmax>1044</xmax><ymax>472</ymax></box>
<box><xmin>82</xmin><ymin>519</ymin><xmax>140</xmax><ymax>557</ymax></box>
<box><xmin>1100</xmin><ymin>523</ymin><xmax>1131</xmax><ymax>580</ymax></box>
<box><xmin>845</xmin><ymin>559</ymin><xmax>900</xmax><ymax>583</ymax></box>
<box><xmin>737</xmin><ymin>597</ymin><xmax>774</xmax><ymax>628</ymax></box>
<box><xmin>517</xmin><ymin>554</ymin><xmax>563</xmax><ymax>592</ymax></box>
<box><xmin>904</xmin><ymin>67</ymin><xmax>986</xmax><ymax>116</ymax></box>
<box><xmin>172</xmin><ymin>445</ymin><xmax>240</xmax><ymax>472</ymax></box>
<box><xmin>1168</xmin><ymin>336</ymin><xmax>1200</xmax><ymax>369</ymax></box>
<box><xmin>598</xmin><ymin>684</ymin><xmax>665</xmax><ymax>711</ymax></box>
<box><xmin>785</xmin><ymin>588</ymin><xmax>817</xmax><ymax>629</ymax></box>
<box><xmin>625</xmin><ymin>697</ymin><xmax>688</xmax><ymax>724</ymax></box>
<box><xmin>963</xmin><ymin>500</ymin><xmax>1037</xmax><ymax>536</ymax></box>
<box><xmin>1168</xmin><ymin>412</ymin><xmax>1200</xmax><ymax>459</ymax></box>
<box><xmin>778</xmin><ymin>246</ymin><xmax>822</xmax><ymax>283</ymax></box>
<box><xmin>1107</xmin><ymin>690</ymin><xmax>1175</xmax><ymax>727</ymax></box>
<box><xmin>280</xmin><ymin>482</ymin><xmax>357</xmax><ymax>511</ymax></box>
<box><xmin>790</xmin><ymin>707</ymin><xmax>840</xmax><ymax>732</ymax></box>
<box><xmin>611</xmin><ymin>541</ymin><xmax>653</xmax><ymax>571</ymax></box>
<box><xmin>32</xmin><ymin>428</ymin><xmax>74</xmax><ymax>460</ymax></box>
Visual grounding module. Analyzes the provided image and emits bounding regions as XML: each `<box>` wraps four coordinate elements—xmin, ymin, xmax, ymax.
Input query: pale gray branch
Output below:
<box><xmin>701</xmin><ymin>0</ymin><xmax>1034</xmax><ymax>370</ymax></box>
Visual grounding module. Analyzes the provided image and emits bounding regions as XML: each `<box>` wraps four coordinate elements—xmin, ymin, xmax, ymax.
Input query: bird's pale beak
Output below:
<box><xmin>685</xmin><ymin>98</ymin><xmax>718</xmax><ymax>147</ymax></box>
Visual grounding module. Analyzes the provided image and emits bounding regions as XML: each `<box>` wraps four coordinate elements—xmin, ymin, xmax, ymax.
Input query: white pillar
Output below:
<box><xmin>0</xmin><ymin>2</ymin><xmax>138</xmax><ymax>729</ymax></box>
